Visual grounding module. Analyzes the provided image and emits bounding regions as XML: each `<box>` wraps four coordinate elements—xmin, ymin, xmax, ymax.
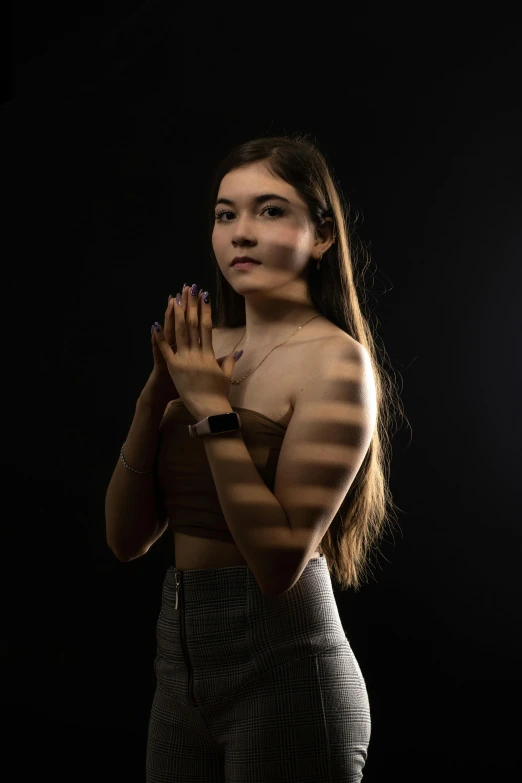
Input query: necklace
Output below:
<box><xmin>229</xmin><ymin>314</ymin><xmax>322</xmax><ymax>385</ymax></box>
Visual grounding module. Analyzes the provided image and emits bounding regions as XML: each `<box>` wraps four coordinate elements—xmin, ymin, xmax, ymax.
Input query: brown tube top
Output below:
<box><xmin>155</xmin><ymin>399</ymin><xmax>287</xmax><ymax>542</ymax></box>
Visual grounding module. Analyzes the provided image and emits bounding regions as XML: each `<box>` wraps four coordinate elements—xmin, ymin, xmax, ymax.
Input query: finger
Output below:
<box><xmin>199</xmin><ymin>288</ymin><xmax>212</xmax><ymax>353</ymax></box>
<box><xmin>174</xmin><ymin>286</ymin><xmax>189</xmax><ymax>352</ymax></box>
<box><xmin>153</xmin><ymin>321</ymin><xmax>171</xmax><ymax>356</ymax></box>
<box><xmin>152</xmin><ymin>329</ymin><xmax>166</xmax><ymax>362</ymax></box>
<box><xmin>185</xmin><ymin>283</ymin><xmax>200</xmax><ymax>349</ymax></box>
<box><xmin>164</xmin><ymin>296</ymin><xmax>176</xmax><ymax>344</ymax></box>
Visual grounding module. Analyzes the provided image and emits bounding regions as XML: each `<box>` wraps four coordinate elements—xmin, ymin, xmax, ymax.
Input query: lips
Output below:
<box><xmin>230</xmin><ymin>256</ymin><xmax>261</xmax><ymax>266</ymax></box>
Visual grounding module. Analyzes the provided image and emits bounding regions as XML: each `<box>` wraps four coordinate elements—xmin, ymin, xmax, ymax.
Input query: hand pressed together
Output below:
<box><xmin>152</xmin><ymin>283</ymin><xmax>243</xmax><ymax>420</ymax></box>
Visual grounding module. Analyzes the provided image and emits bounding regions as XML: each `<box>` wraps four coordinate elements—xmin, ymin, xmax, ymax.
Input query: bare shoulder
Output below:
<box><xmin>335</xmin><ymin>330</ymin><xmax>367</xmax><ymax>359</ymax></box>
<box><xmin>320</xmin><ymin>330</ymin><xmax>371</xmax><ymax>379</ymax></box>
<box><xmin>310</xmin><ymin>321</ymin><xmax>363</xmax><ymax>361</ymax></box>
<box><xmin>291</xmin><ymin>322</ymin><xmax>364</xmax><ymax>403</ymax></box>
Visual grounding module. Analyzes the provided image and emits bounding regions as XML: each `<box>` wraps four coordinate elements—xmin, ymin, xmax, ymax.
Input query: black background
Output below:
<box><xmin>4</xmin><ymin>3</ymin><xmax>521</xmax><ymax>780</ymax></box>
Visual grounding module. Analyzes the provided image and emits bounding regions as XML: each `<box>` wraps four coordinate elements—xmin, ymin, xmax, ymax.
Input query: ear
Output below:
<box><xmin>315</xmin><ymin>216</ymin><xmax>336</xmax><ymax>254</ymax></box>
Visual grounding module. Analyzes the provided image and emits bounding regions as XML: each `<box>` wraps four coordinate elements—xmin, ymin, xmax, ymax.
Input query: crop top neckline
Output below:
<box><xmin>169</xmin><ymin>398</ymin><xmax>288</xmax><ymax>430</ymax></box>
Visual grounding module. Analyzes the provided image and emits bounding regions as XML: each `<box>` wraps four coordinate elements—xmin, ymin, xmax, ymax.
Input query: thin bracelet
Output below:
<box><xmin>119</xmin><ymin>444</ymin><xmax>154</xmax><ymax>475</ymax></box>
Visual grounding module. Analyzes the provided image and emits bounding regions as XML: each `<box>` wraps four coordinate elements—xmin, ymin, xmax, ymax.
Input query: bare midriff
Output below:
<box><xmin>174</xmin><ymin>531</ymin><xmax>320</xmax><ymax>571</ymax></box>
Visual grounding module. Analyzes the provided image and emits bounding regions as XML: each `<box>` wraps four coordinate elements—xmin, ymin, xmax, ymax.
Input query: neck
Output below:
<box><xmin>238</xmin><ymin>303</ymin><xmax>322</xmax><ymax>350</ymax></box>
<box><xmin>240</xmin><ymin>310</ymin><xmax>321</xmax><ymax>350</ymax></box>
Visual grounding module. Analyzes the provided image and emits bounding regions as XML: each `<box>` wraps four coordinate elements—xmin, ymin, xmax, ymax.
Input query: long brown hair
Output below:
<box><xmin>206</xmin><ymin>132</ymin><xmax>405</xmax><ymax>592</ymax></box>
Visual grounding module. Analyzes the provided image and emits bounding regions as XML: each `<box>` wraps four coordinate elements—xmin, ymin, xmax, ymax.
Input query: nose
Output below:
<box><xmin>230</xmin><ymin>216</ymin><xmax>258</xmax><ymax>246</ymax></box>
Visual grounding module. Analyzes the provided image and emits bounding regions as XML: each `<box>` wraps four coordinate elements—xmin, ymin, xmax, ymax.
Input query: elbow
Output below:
<box><xmin>108</xmin><ymin>543</ymin><xmax>130</xmax><ymax>562</ymax></box>
<box><xmin>261</xmin><ymin>583</ymin><xmax>292</xmax><ymax>598</ymax></box>
<box><xmin>107</xmin><ymin>539</ymin><xmax>146</xmax><ymax>563</ymax></box>
<box><xmin>111</xmin><ymin>548</ymin><xmax>145</xmax><ymax>563</ymax></box>
<box><xmin>106</xmin><ymin>518</ymin><xmax>168</xmax><ymax>563</ymax></box>
<box><xmin>112</xmin><ymin>548</ymin><xmax>132</xmax><ymax>562</ymax></box>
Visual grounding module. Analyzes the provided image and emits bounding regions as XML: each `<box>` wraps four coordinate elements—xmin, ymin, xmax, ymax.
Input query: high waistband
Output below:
<box><xmin>155</xmin><ymin>554</ymin><xmax>349</xmax><ymax>708</ymax></box>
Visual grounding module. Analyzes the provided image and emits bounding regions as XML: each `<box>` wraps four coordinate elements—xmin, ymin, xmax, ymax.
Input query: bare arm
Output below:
<box><xmin>105</xmin><ymin>327</ymin><xmax>224</xmax><ymax>562</ymax></box>
<box><xmin>105</xmin><ymin>398</ymin><xmax>169</xmax><ymax>561</ymax></box>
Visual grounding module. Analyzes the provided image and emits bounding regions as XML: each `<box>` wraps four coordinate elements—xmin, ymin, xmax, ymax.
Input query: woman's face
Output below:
<box><xmin>212</xmin><ymin>162</ymin><xmax>319</xmax><ymax>295</ymax></box>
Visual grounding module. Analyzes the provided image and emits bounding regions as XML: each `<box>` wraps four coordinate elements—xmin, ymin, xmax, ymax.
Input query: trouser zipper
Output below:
<box><xmin>175</xmin><ymin>571</ymin><xmax>196</xmax><ymax>706</ymax></box>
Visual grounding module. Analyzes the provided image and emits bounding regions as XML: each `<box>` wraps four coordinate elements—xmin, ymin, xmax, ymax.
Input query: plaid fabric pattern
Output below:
<box><xmin>146</xmin><ymin>555</ymin><xmax>371</xmax><ymax>782</ymax></box>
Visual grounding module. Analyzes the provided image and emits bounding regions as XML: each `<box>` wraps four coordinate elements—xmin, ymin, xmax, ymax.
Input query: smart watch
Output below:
<box><xmin>188</xmin><ymin>411</ymin><xmax>242</xmax><ymax>438</ymax></box>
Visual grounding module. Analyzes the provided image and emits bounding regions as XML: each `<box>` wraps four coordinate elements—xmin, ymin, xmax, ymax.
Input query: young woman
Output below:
<box><xmin>107</xmin><ymin>133</ymin><xmax>401</xmax><ymax>782</ymax></box>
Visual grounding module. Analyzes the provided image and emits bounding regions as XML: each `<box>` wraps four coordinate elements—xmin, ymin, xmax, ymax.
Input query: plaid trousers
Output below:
<box><xmin>146</xmin><ymin>554</ymin><xmax>371</xmax><ymax>782</ymax></box>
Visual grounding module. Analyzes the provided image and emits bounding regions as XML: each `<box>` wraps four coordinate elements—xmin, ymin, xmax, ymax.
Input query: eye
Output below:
<box><xmin>214</xmin><ymin>204</ymin><xmax>285</xmax><ymax>222</ymax></box>
<box><xmin>263</xmin><ymin>206</ymin><xmax>285</xmax><ymax>219</ymax></box>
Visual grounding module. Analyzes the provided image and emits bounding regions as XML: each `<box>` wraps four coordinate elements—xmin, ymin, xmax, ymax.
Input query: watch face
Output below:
<box><xmin>208</xmin><ymin>412</ymin><xmax>239</xmax><ymax>433</ymax></box>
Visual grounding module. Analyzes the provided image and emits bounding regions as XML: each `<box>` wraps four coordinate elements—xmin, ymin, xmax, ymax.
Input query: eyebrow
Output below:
<box><xmin>215</xmin><ymin>193</ymin><xmax>291</xmax><ymax>207</ymax></box>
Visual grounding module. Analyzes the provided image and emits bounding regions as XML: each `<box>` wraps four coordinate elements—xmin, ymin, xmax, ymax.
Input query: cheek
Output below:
<box><xmin>269</xmin><ymin>226</ymin><xmax>308</xmax><ymax>256</ymax></box>
<box><xmin>211</xmin><ymin>228</ymin><xmax>224</xmax><ymax>253</ymax></box>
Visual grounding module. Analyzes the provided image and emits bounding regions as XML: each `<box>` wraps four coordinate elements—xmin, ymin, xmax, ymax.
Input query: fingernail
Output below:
<box><xmin>235</xmin><ymin>350</ymin><xmax>244</xmax><ymax>360</ymax></box>
<box><xmin>190</xmin><ymin>283</ymin><xmax>198</xmax><ymax>297</ymax></box>
<box><xmin>176</xmin><ymin>292</ymin><xmax>182</xmax><ymax>306</ymax></box>
<box><xmin>168</xmin><ymin>294</ymin><xmax>172</xmax><ymax>304</ymax></box>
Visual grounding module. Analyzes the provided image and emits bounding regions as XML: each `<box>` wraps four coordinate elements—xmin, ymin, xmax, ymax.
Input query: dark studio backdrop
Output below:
<box><xmin>4</xmin><ymin>3</ymin><xmax>521</xmax><ymax>781</ymax></box>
